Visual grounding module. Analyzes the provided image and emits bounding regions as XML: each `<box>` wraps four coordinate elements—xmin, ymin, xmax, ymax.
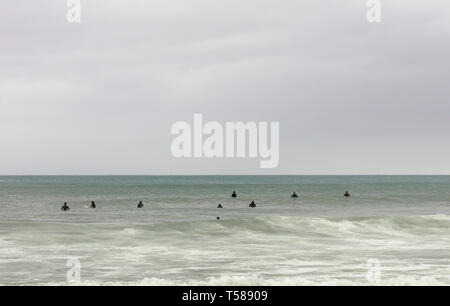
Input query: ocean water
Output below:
<box><xmin>0</xmin><ymin>175</ymin><xmax>449</xmax><ymax>286</ymax></box>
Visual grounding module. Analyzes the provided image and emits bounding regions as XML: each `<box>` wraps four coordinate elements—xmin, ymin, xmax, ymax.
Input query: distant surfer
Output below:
<box><xmin>61</xmin><ymin>202</ymin><xmax>70</xmax><ymax>211</ymax></box>
<box><xmin>217</xmin><ymin>204</ymin><xmax>223</xmax><ymax>208</ymax></box>
<box><xmin>291</xmin><ymin>192</ymin><xmax>298</xmax><ymax>198</ymax></box>
<box><xmin>344</xmin><ymin>191</ymin><xmax>351</xmax><ymax>197</ymax></box>
<box><xmin>231</xmin><ymin>191</ymin><xmax>237</xmax><ymax>198</ymax></box>
<box><xmin>90</xmin><ymin>201</ymin><xmax>96</xmax><ymax>209</ymax></box>
<box><xmin>137</xmin><ymin>201</ymin><xmax>144</xmax><ymax>208</ymax></box>
<box><xmin>217</xmin><ymin>217</ymin><xmax>220</xmax><ymax>220</ymax></box>
<box><xmin>249</xmin><ymin>201</ymin><xmax>256</xmax><ymax>208</ymax></box>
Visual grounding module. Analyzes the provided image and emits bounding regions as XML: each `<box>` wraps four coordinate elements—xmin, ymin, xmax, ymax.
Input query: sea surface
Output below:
<box><xmin>0</xmin><ymin>175</ymin><xmax>449</xmax><ymax>286</ymax></box>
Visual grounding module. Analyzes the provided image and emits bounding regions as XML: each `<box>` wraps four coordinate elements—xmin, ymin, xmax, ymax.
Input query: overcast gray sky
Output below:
<box><xmin>0</xmin><ymin>0</ymin><xmax>449</xmax><ymax>175</ymax></box>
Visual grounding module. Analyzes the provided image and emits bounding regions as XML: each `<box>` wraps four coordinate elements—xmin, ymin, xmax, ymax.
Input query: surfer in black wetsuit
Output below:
<box><xmin>344</xmin><ymin>191</ymin><xmax>351</xmax><ymax>197</ymax></box>
<box><xmin>90</xmin><ymin>201</ymin><xmax>96</xmax><ymax>209</ymax></box>
<box><xmin>217</xmin><ymin>204</ymin><xmax>223</xmax><ymax>208</ymax></box>
<box><xmin>291</xmin><ymin>192</ymin><xmax>298</xmax><ymax>198</ymax></box>
<box><xmin>249</xmin><ymin>201</ymin><xmax>256</xmax><ymax>208</ymax></box>
<box><xmin>137</xmin><ymin>201</ymin><xmax>144</xmax><ymax>208</ymax></box>
<box><xmin>61</xmin><ymin>202</ymin><xmax>70</xmax><ymax>211</ymax></box>
<box><xmin>231</xmin><ymin>191</ymin><xmax>237</xmax><ymax>198</ymax></box>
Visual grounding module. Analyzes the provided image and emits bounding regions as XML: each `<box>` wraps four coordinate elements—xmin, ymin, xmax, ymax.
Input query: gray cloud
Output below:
<box><xmin>0</xmin><ymin>0</ymin><xmax>449</xmax><ymax>174</ymax></box>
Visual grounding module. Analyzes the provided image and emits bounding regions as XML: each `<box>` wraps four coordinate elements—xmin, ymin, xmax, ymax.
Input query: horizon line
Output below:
<box><xmin>0</xmin><ymin>174</ymin><xmax>449</xmax><ymax>177</ymax></box>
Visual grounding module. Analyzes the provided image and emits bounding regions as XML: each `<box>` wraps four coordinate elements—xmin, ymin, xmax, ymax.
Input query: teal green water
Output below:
<box><xmin>0</xmin><ymin>176</ymin><xmax>449</xmax><ymax>285</ymax></box>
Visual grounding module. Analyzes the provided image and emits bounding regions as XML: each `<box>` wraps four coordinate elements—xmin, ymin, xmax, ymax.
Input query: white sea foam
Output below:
<box><xmin>1</xmin><ymin>215</ymin><xmax>449</xmax><ymax>286</ymax></box>
<box><xmin>42</xmin><ymin>274</ymin><xmax>450</xmax><ymax>286</ymax></box>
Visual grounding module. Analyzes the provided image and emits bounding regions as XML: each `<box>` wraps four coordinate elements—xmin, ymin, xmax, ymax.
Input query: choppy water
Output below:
<box><xmin>0</xmin><ymin>176</ymin><xmax>449</xmax><ymax>285</ymax></box>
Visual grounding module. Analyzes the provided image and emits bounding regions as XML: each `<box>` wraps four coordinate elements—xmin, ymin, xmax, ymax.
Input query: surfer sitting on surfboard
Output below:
<box><xmin>291</xmin><ymin>192</ymin><xmax>298</xmax><ymax>198</ymax></box>
<box><xmin>231</xmin><ymin>191</ymin><xmax>237</xmax><ymax>198</ymax></box>
<box><xmin>61</xmin><ymin>202</ymin><xmax>70</xmax><ymax>211</ymax></box>
<box><xmin>90</xmin><ymin>201</ymin><xmax>96</xmax><ymax>209</ymax></box>
<box><xmin>344</xmin><ymin>191</ymin><xmax>351</xmax><ymax>197</ymax></box>
<box><xmin>249</xmin><ymin>201</ymin><xmax>256</xmax><ymax>208</ymax></box>
<box><xmin>137</xmin><ymin>201</ymin><xmax>144</xmax><ymax>208</ymax></box>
